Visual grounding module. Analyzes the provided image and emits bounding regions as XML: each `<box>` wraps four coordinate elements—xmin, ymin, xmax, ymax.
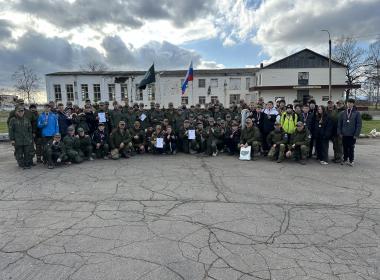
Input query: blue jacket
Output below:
<box><xmin>37</xmin><ymin>112</ymin><xmax>59</xmax><ymax>137</ymax></box>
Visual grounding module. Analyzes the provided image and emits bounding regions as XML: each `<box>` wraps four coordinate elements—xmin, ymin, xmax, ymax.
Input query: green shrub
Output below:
<box><xmin>361</xmin><ymin>113</ymin><xmax>373</xmax><ymax>121</ymax></box>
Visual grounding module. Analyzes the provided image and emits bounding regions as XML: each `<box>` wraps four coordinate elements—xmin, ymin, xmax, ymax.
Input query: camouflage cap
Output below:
<box><xmin>77</xmin><ymin>127</ymin><xmax>84</xmax><ymax>133</ymax></box>
<box><xmin>54</xmin><ymin>133</ymin><xmax>61</xmax><ymax>137</ymax></box>
<box><xmin>67</xmin><ymin>126</ymin><xmax>75</xmax><ymax>131</ymax></box>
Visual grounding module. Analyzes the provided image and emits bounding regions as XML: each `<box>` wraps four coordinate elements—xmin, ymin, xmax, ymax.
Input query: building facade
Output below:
<box><xmin>45</xmin><ymin>69</ymin><xmax>258</xmax><ymax>108</ymax></box>
<box><xmin>250</xmin><ymin>49</ymin><xmax>359</xmax><ymax>104</ymax></box>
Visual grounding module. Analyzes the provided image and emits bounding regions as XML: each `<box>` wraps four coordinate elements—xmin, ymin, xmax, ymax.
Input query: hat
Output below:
<box><xmin>327</xmin><ymin>100</ymin><xmax>334</xmax><ymax>104</ymax></box>
<box><xmin>296</xmin><ymin>121</ymin><xmax>304</xmax><ymax>127</ymax></box>
<box><xmin>336</xmin><ymin>100</ymin><xmax>344</xmax><ymax>104</ymax></box>
<box><xmin>98</xmin><ymin>122</ymin><xmax>105</xmax><ymax>127</ymax></box>
<box><xmin>308</xmin><ymin>99</ymin><xmax>316</xmax><ymax>105</ymax></box>
<box><xmin>54</xmin><ymin>133</ymin><xmax>61</xmax><ymax>137</ymax></box>
<box><xmin>286</xmin><ymin>104</ymin><xmax>293</xmax><ymax>109</ymax></box>
<box><xmin>16</xmin><ymin>105</ymin><xmax>24</xmax><ymax>111</ymax></box>
<box><xmin>67</xmin><ymin>126</ymin><xmax>75</xmax><ymax>131</ymax></box>
<box><xmin>256</xmin><ymin>104</ymin><xmax>263</xmax><ymax>109</ymax></box>
<box><xmin>99</xmin><ymin>101</ymin><xmax>105</xmax><ymax>105</ymax></box>
<box><xmin>77</xmin><ymin>127</ymin><xmax>84</xmax><ymax>133</ymax></box>
<box><xmin>184</xmin><ymin>120</ymin><xmax>190</xmax><ymax>123</ymax></box>
<box><xmin>274</xmin><ymin>121</ymin><xmax>281</xmax><ymax>126</ymax></box>
<box><xmin>85</xmin><ymin>98</ymin><xmax>91</xmax><ymax>102</ymax></box>
<box><xmin>275</xmin><ymin>98</ymin><xmax>282</xmax><ymax>103</ymax></box>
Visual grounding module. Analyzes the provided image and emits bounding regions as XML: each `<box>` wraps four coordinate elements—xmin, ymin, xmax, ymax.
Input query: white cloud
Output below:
<box><xmin>198</xmin><ymin>60</ymin><xmax>225</xmax><ymax>69</ymax></box>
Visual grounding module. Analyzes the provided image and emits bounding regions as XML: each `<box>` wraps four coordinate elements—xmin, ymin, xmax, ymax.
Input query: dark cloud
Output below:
<box><xmin>0</xmin><ymin>19</ymin><xmax>13</xmax><ymax>39</ymax></box>
<box><xmin>12</xmin><ymin>0</ymin><xmax>216</xmax><ymax>30</ymax></box>
<box><xmin>0</xmin><ymin>32</ymin><xmax>204</xmax><ymax>89</ymax></box>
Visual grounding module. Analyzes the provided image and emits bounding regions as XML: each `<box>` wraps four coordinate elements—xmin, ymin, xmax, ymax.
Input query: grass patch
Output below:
<box><xmin>362</xmin><ymin>120</ymin><xmax>380</xmax><ymax>134</ymax></box>
<box><xmin>0</xmin><ymin>122</ymin><xmax>7</xmax><ymax>133</ymax></box>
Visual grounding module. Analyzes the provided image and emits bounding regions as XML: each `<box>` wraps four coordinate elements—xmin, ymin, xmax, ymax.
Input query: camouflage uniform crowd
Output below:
<box><xmin>7</xmin><ymin>96</ymin><xmax>362</xmax><ymax>169</ymax></box>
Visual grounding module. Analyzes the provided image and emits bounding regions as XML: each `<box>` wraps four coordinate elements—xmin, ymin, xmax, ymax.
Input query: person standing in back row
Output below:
<box><xmin>337</xmin><ymin>98</ymin><xmax>362</xmax><ymax>166</ymax></box>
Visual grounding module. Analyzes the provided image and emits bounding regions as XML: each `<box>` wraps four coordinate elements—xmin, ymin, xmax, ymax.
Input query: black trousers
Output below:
<box><xmin>342</xmin><ymin>136</ymin><xmax>356</xmax><ymax>162</ymax></box>
<box><xmin>316</xmin><ymin>138</ymin><xmax>329</xmax><ymax>162</ymax></box>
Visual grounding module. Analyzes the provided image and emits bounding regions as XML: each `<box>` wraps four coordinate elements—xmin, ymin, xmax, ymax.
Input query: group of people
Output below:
<box><xmin>7</xmin><ymin>96</ymin><xmax>362</xmax><ymax>169</ymax></box>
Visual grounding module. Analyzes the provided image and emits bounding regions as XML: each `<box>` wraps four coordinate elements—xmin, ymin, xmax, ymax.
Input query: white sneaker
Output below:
<box><xmin>212</xmin><ymin>152</ymin><xmax>217</xmax><ymax>157</ymax></box>
<box><xmin>320</xmin><ymin>161</ymin><xmax>328</xmax><ymax>165</ymax></box>
<box><xmin>348</xmin><ymin>161</ymin><xmax>354</xmax><ymax>167</ymax></box>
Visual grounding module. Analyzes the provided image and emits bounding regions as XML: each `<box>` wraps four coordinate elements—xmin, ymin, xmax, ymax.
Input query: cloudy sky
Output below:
<box><xmin>0</xmin><ymin>0</ymin><xmax>380</xmax><ymax>91</ymax></box>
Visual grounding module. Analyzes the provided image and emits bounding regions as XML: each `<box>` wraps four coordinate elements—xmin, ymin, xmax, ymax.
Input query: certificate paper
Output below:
<box><xmin>188</xmin><ymin>129</ymin><xmax>196</xmax><ymax>140</ymax></box>
<box><xmin>98</xmin><ymin>112</ymin><xmax>107</xmax><ymax>123</ymax></box>
<box><xmin>140</xmin><ymin>113</ymin><xmax>147</xmax><ymax>122</ymax></box>
<box><xmin>156</xmin><ymin>138</ymin><xmax>164</xmax><ymax>148</ymax></box>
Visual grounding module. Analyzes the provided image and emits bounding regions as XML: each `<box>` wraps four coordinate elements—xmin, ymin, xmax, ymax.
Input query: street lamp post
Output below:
<box><xmin>321</xmin><ymin>30</ymin><xmax>332</xmax><ymax>101</ymax></box>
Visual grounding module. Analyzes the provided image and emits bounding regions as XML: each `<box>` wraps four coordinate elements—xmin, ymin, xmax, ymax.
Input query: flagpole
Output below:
<box><xmin>191</xmin><ymin>80</ymin><xmax>194</xmax><ymax>106</ymax></box>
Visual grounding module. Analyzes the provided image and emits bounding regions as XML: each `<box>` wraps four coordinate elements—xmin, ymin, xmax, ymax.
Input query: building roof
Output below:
<box><xmin>46</xmin><ymin>68</ymin><xmax>259</xmax><ymax>77</ymax></box>
<box><xmin>262</xmin><ymin>48</ymin><xmax>346</xmax><ymax>69</ymax></box>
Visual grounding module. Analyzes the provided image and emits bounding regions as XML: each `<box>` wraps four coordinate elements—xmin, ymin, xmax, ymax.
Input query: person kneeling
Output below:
<box><xmin>239</xmin><ymin>118</ymin><xmax>261</xmax><ymax>160</ymax></box>
<box><xmin>267</xmin><ymin>121</ymin><xmax>287</xmax><ymax>163</ymax></box>
<box><xmin>63</xmin><ymin>126</ymin><xmax>83</xmax><ymax>164</ymax></box>
<box><xmin>110</xmin><ymin>121</ymin><xmax>132</xmax><ymax>159</ymax></box>
<box><xmin>46</xmin><ymin>133</ymin><xmax>68</xmax><ymax>169</ymax></box>
<box><xmin>285</xmin><ymin>122</ymin><xmax>310</xmax><ymax>165</ymax></box>
<box><xmin>92</xmin><ymin>123</ymin><xmax>109</xmax><ymax>159</ymax></box>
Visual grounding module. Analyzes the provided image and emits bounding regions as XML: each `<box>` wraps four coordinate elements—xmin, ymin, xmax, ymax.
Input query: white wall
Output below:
<box><xmin>258</xmin><ymin>67</ymin><xmax>346</xmax><ymax>86</ymax></box>
<box><xmin>46</xmin><ymin>74</ymin><xmax>255</xmax><ymax>108</ymax></box>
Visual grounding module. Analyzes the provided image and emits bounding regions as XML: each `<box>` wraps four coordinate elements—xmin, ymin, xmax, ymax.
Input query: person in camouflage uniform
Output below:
<box><xmin>110</xmin><ymin>120</ymin><xmax>132</xmax><ymax>159</ymax></box>
<box><xmin>150</xmin><ymin>125</ymin><xmax>165</xmax><ymax>154</ymax></box>
<box><xmin>92</xmin><ymin>123</ymin><xmax>109</xmax><ymax>159</ymax></box>
<box><xmin>77</xmin><ymin>127</ymin><xmax>94</xmax><ymax>160</ymax></box>
<box><xmin>9</xmin><ymin>106</ymin><xmax>34</xmax><ymax>169</ymax></box>
<box><xmin>286</xmin><ymin>122</ymin><xmax>310</xmax><ymax>164</ymax></box>
<box><xmin>129</xmin><ymin>120</ymin><xmax>146</xmax><ymax>154</ymax></box>
<box><xmin>178</xmin><ymin>120</ymin><xmax>197</xmax><ymax>154</ymax></box>
<box><xmin>150</xmin><ymin>103</ymin><xmax>165</xmax><ymax>127</ymax></box>
<box><xmin>205</xmin><ymin>117</ymin><xmax>224</xmax><ymax>156</ymax></box>
<box><xmin>267</xmin><ymin>122</ymin><xmax>287</xmax><ymax>163</ymax></box>
<box><xmin>46</xmin><ymin>133</ymin><xmax>68</xmax><ymax>169</ymax></box>
<box><xmin>63</xmin><ymin>126</ymin><xmax>83</xmax><ymax>164</ymax></box>
<box><xmin>239</xmin><ymin>117</ymin><xmax>262</xmax><ymax>160</ymax></box>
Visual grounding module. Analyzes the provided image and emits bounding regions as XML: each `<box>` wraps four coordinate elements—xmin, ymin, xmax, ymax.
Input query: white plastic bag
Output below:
<box><xmin>239</xmin><ymin>146</ymin><xmax>251</xmax><ymax>161</ymax></box>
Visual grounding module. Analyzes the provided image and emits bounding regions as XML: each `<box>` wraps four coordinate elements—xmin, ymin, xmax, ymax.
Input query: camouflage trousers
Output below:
<box><xmin>95</xmin><ymin>144</ymin><xmax>109</xmax><ymax>158</ymax></box>
<box><xmin>15</xmin><ymin>145</ymin><xmax>34</xmax><ymax>167</ymax></box>
<box><xmin>66</xmin><ymin>149</ymin><xmax>83</xmax><ymax>163</ymax></box>
<box><xmin>332</xmin><ymin>135</ymin><xmax>343</xmax><ymax>161</ymax></box>
<box><xmin>291</xmin><ymin>144</ymin><xmax>308</xmax><ymax>160</ymax></box>
<box><xmin>268</xmin><ymin>144</ymin><xmax>286</xmax><ymax>160</ymax></box>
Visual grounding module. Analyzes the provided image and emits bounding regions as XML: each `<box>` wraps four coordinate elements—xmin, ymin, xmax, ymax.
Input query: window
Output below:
<box><xmin>199</xmin><ymin>96</ymin><xmax>206</xmax><ymax>105</ymax></box>
<box><xmin>108</xmin><ymin>84</ymin><xmax>115</xmax><ymax>101</ymax></box>
<box><xmin>181</xmin><ymin>96</ymin><xmax>188</xmax><ymax>104</ymax></box>
<box><xmin>229</xmin><ymin>78</ymin><xmax>241</xmax><ymax>90</ymax></box>
<box><xmin>135</xmin><ymin>84</ymin><xmax>143</xmax><ymax>101</ymax></box>
<box><xmin>211</xmin><ymin>96</ymin><xmax>218</xmax><ymax>104</ymax></box>
<box><xmin>245</xmin><ymin>78</ymin><xmax>251</xmax><ymax>90</ymax></box>
<box><xmin>93</xmin><ymin>84</ymin><xmax>101</xmax><ymax>102</ymax></box>
<box><xmin>120</xmin><ymin>84</ymin><xmax>128</xmax><ymax>100</ymax></box>
<box><xmin>54</xmin><ymin>85</ymin><xmax>62</xmax><ymax>102</ymax></box>
<box><xmin>81</xmin><ymin>84</ymin><xmax>89</xmax><ymax>101</ymax></box>
<box><xmin>322</xmin><ymin>96</ymin><xmax>330</xmax><ymax>101</ymax></box>
<box><xmin>66</xmin><ymin>84</ymin><xmax>74</xmax><ymax>101</ymax></box>
<box><xmin>210</xmin><ymin>78</ymin><xmax>218</xmax><ymax>88</ymax></box>
<box><xmin>198</xmin><ymin>79</ymin><xmax>206</xmax><ymax>88</ymax></box>
<box><xmin>148</xmin><ymin>84</ymin><xmax>155</xmax><ymax>101</ymax></box>
<box><xmin>229</xmin><ymin>94</ymin><xmax>240</xmax><ymax>104</ymax></box>
<box><xmin>298</xmin><ymin>72</ymin><xmax>309</xmax><ymax>85</ymax></box>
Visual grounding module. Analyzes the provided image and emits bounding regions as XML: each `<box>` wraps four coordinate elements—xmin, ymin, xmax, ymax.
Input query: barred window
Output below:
<box><xmin>66</xmin><ymin>84</ymin><xmax>74</xmax><ymax>101</ymax></box>
<box><xmin>93</xmin><ymin>84</ymin><xmax>101</xmax><ymax>102</ymax></box>
<box><xmin>135</xmin><ymin>84</ymin><xmax>143</xmax><ymax>101</ymax></box>
<box><xmin>199</xmin><ymin>96</ymin><xmax>206</xmax><ymax>104</ymax></box>
<box><xmin>81</xmin><ymin>84</ymin><xmax>89</xmax><ymax>101</ymax></box>
<box><xmin>181</xmin><ymin>96</ymin><xmax>188</xmax><ymax>104</ymax></box>
<box><xmin>108</xmin><ymin>84</ymin><xmax>115</xmax><ymax>101</ymax></box>
<box><xmin>229</xmin><ymin>78</ymin><xmax>241</xmax><ymax>90</ymax></box>
<box><xmin>229</xmin><ymin>94</ymin><xmax>240</xmax><ymax>104</ymax></box>
<box><xmin>54</xmin><ymin>84</ymin><xmax>62</xmax><ymax>102</ymax></box>
<box><xmin>148</xmin><ymin>84</ymin><xmax>155</xmax><ymax>101</ymax></box>
<box><xmin>120</xmin><ymin>84</ymin><xmax>128</xmax><ymax>100</ymax></box>
<box><xmin>198</xmin><ymin>79</ymin><xmax>206</xmax><ymax>88</ymax></box>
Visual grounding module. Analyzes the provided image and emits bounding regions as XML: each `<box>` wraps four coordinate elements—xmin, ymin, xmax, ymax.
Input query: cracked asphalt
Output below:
<box><xmin>0</xmin><ymin>140</ymin><xmax>379</xmax><ymax>280</ymax></box>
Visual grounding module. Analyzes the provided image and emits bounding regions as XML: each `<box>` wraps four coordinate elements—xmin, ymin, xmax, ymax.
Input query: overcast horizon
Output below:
<box><xmin>1</xmin><ymin>0</ymin><xmax>380</xmax><ymax>97</ymax></box>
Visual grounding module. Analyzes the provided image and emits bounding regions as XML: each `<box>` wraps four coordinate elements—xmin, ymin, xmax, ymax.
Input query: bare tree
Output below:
<box><xmin>81</xmin><ymin>61</ymin><xmax>108</xmax><ymax>72</ymax></box>
<box><xmin>364</xmin><ymin>40</ymin><xmax>380</xmax><ymax>109</ymax></box>
<box><xmin>11</xmin><ymin>65</ymin><xmax>40</xmax><ymax>104</ymax></box>
<box><xmin>332</xmin><ymin>37</ymin><xmax>365</xmax><ymax>101</ymax></box>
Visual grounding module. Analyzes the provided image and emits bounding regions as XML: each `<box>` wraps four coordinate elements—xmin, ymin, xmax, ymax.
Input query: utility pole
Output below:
<box><xmin>321</xmin><ymin>30</ymin><xmax>332</xmax><ymax>100</ymax></box>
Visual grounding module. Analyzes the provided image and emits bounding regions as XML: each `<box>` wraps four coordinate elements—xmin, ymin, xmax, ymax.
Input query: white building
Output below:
<box><xmin>250</xmin><ymin>49</ymin><xmax>359</xmax><ymax>104</ymax></box>
<box><xmin>45</xmin><ymin>68</ymin><xmax>258</xmax><ymax>108</ymax></box>
<box><xmin>45</xmin><ymin>49</ymin><xmax>359</xmax><ymax>108</ymax></box>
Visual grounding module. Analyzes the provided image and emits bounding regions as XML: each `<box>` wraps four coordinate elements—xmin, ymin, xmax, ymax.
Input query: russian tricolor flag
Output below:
<box><xmin>181</xmin><ymin>61</ymin><xmax>193</xmax><ymax>95</ymax></box>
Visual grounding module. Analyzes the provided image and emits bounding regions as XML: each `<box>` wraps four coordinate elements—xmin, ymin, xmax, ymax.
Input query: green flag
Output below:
<box><xmin>138</xmin><ymin>64</ymin><xmax>156</xmax><ymax>90</ymax></box>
